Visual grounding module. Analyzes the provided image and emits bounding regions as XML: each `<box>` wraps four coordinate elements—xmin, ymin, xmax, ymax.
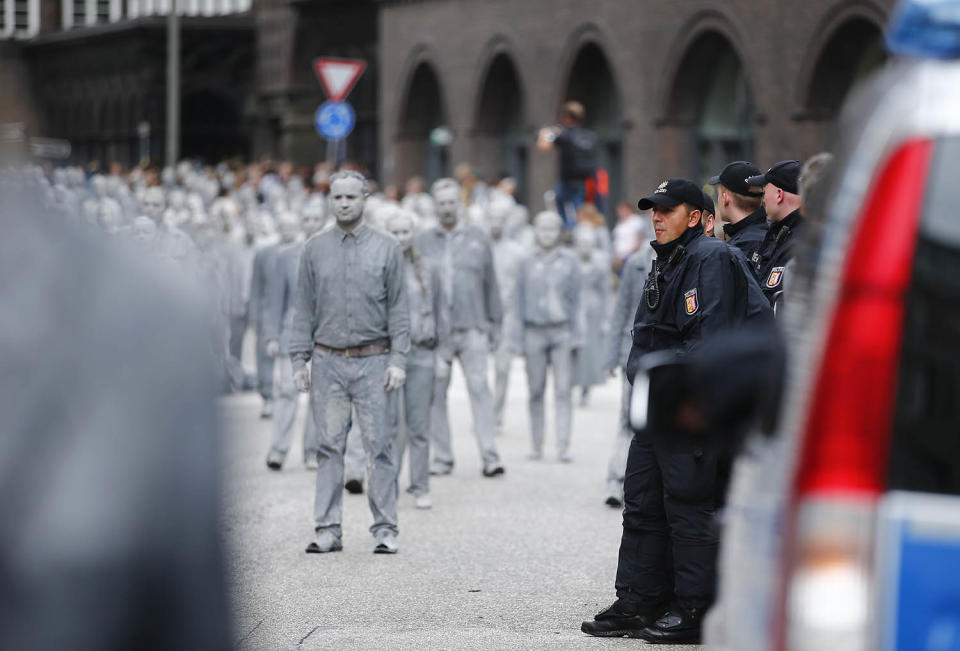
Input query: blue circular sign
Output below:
<box><xmin>315</xmin><ymin>101</ymin><xmax>355</xmax><ymax>140</ymax></box>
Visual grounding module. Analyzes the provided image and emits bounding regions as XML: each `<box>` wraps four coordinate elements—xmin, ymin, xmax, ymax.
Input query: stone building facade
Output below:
<box><xmin>378</xmin><ymin>0</ymin><xmax>893</xmax><ymax>211</ymax></box>
<box><xmin>2</xmin><ymin>0</ymin><xmax>893</xmax><ymax>213</ymax></box>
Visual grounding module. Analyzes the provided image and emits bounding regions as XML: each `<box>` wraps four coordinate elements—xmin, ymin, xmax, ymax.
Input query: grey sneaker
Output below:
<box><xmin>373</xmin><ymin>533</ymin><xmax>398</xmax><ymax>554</ymax></box>
<box><xmin>414</xmin><ymin>494</ymin><xmax>432</xmax><ymax>509</ymax></box>
<box><xmin>305</xmin><ymin>530</ymin><xmax>342</xmax><ymax>554</ymax></box>
<box><xmin>304</xmin><ymin>454</ymin><xmax>318</xmax><ymax>470</ymax></box>
<box><xmin>260</xmin><ymin>399</ymin><xmax>274</xmax><ymax>419</ymax></box>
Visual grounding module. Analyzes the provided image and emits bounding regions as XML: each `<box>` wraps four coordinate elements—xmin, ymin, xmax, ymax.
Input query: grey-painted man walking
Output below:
<box><xmin>289</xmin><ymin>170</ymin><xmax>409</xmax><ymax>554</ymax></box>
<box><xmin>385</xmin><ymin>208</ymin><xmax>445</xmax><ymax>509</ymax></box>
<box><xmin>602</xmin><ymin>246</ymin><xmax>653</xmax><ymax>506</ymax></box>
<box><xmin>416</xmin><ymin>178</ymin><xmax>505</xmax><ymax>477</ymax></box>
<box><xmin>262</xmin><ymin>211</ymin><xmax>325</xmax><ymax>470</ymax></box>
<box><xmin>513</xmin><ymin>211</ymin><xmax>581</xmax><ymax>461</ymax></box>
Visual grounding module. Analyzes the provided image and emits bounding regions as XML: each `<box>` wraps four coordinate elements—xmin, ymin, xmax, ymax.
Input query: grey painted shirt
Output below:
<box><xmin>514</xmin><ymin>247</ymin><xmax>582</xmax><ymax>341</ymax></box>
<box><xmin>606</xmin><ymin>247</ymin><xmax>654</xmax><ymax>370</ymax></box>
<box><xmin>262</xmin><ymin>240</ymin><xmax>302</xmax><ymax>352</ymax></box>
<box><xmin>289</xmin><ymin>222</ymin><xmax>410</xmax><ymax>370</ymax></box>
<box><xmin>415</xmin><ymin>222</ymin><xmax>502</xmax><ymax>335</ymax></box>
<box><xmin>403</xmin><ymin>251</ymin><xmax>446</xmax><ymax>348</ymax></box>
<box><xmin>491</xmin><ymin>237</ymin><xmax>527</xmax><ymax>313</ymax></box>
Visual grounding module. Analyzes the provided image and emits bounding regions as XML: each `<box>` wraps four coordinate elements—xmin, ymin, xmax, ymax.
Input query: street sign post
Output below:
<box><xmin>312</xmin><ymin>57</ymin><xmax>366</xmax><ymax>166</ymax></box>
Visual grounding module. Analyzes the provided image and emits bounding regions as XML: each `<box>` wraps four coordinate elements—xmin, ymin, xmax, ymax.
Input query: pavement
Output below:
<box><xmin>223</xmin><ymin>360</ymin><xmax>703</xmax><ymax>650</ymax></box>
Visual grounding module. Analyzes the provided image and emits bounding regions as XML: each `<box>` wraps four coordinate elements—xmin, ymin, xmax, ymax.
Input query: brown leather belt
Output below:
<box><xmin>315</xmin><ymin>340</ymin><xmax>390</xmax><ymax>358</ymax></box>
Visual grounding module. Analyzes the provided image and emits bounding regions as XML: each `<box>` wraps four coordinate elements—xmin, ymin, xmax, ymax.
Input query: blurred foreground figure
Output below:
<box><xmin>0</xmin><ymin>183</ymin><xmax>229</xmax><ymax>649</ymax></box>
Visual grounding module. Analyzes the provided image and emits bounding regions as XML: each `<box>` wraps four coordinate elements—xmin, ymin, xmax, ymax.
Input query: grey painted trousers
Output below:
<box><xmin>523</xmin><ymin>323</ymin><xmax>574</xmax><ymax>455</ymax></box>
<box><xmin>493</xmin><ymin>338</ymin><xmax>513</xmax><ymax>430</ymax></box>
<box><xmin>606</xmin><ymin>375</ymin><xmax>633</xmax><ymax>500</ymax></box>
<box><xmin>255</xmin><ymin>326</ymin><xmax>274</xmax><ymax>401</ymax></box>
<box><xmin>268</xmin><ymin>355</ymin><xmax>319</xmax><ymax>463</ymax></box>
<box><xmin>431</xmin><ymin>328</ymin><xmax>500</xmax><ymax>470</ymax></box>
<box><xmin>311</xmin><ymin>351</ymin><xmax>398</xmax><ymax>538</ymax></box>
<box><xmin>393</xmin><ymin>346</ymin><xmax>435</xmax><ymax>496</ymax></box>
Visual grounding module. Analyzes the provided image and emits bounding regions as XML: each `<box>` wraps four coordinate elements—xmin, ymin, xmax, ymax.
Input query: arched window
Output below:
<box><xmin>473</xmin><ymin>52</ymin><xmax>526</xmax><ymax>202</ymax></box>
<box><xmin>562</xmin><ymin>41</ymin><xmax>622</xmax><ymax>224</ymax></box>
<box><xmin>397</xmin><ymin>61</ymin><xmax>449</xmax><ymax>184</ymax></box>
<box><xmin>666</xmin><ymin>31</ymin><xmax>755</xmax><ymax>184</ymax></box>
<box><xmin>804</xmin><ymin>18</ymin><xmax>885</xmax><ymax>119</ymax></box>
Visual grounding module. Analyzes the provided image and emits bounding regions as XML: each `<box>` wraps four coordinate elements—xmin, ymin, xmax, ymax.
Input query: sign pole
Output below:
<box><xmin>165</xmin><ymin>0</ymin><xmax>180</xmax><ymax>166</ymax></box>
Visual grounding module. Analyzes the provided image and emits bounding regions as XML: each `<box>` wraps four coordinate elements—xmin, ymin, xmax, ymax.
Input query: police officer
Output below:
<box><xmin>708</xmin><ymin>161</ymin><xmax>767</xmax><ymax>263</ymax></box>
<box><xmin>581</xmin><ymin>179</ymin><xmax>772</xmax><ymax>643</ymax></box>
<box><xmin>746</xmin><ymin>160</ymin><xmax>803</xmax><ymax>312</ymax></box>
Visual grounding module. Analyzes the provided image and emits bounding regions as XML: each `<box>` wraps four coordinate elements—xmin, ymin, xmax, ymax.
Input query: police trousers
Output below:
<box><xmin>615</xmin><ymin>427</ymin><xmax>719</xmax><ymax>610</ymax></box>
<box><xmin>310</xmin><ymin>350</ymin><xmax>398</xmax><ymax>538</ymax></box>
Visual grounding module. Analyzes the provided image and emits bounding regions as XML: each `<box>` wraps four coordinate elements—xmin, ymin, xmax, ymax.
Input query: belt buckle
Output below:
<box><xmin>344</xmin><ymin>347</ymin><xmax>353</xmax><ymax>358</ymax></box>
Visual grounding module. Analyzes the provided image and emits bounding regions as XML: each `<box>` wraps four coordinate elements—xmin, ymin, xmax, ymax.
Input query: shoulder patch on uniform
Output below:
<box><xmin>684</xmin><ymin>288</ymin><xmax>699</xmax><ymax>315</ymax></box>
<box><xmin>766</xmin><ymin>266</ymin><xmax>785</xmax><ymax>288</ymax></box>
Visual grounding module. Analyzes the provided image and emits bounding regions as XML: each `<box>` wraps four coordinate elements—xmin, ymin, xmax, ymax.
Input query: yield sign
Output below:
<box><xmin>313</xmin><ymin>57</ymin><xmax>367</xmax><ymax>102</ymax></box>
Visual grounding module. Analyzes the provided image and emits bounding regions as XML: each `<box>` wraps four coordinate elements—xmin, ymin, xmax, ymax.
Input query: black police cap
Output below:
<box><xmin>637</xmin><ymin>178</ymin><xmax>704</xmax><ymax>212</ymax></box>
<box><xmin>701</xmin><ymin>190</ymin><xmax>715</xmax><ymax>216</ymax></box>
<box><xmin>745</xmin><ymin>160</ymin><xmax>802</xmax><ymax>195</ymax></box>
<box><xmin>707</xmin><ymin>161</ymin><xmax>763</xmax><ymax>198</ymax></box>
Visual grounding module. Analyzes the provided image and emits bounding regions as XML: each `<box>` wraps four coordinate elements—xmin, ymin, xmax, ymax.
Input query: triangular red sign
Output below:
<box><xmin>313</xmin><ymin>57</ymin><xmax>367</xmax><ymax>103</ymax></box>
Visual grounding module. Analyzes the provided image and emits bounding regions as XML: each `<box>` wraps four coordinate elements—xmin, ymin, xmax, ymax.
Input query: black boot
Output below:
<box><xmin>580</xmin><ymin>599</ymin><xmax>660</xmax><ymax>637</ymax></box>
<box><xmin>634</xmin><ymin>605</ymin><xmax>705</xmax><ymax>643</ymax></box>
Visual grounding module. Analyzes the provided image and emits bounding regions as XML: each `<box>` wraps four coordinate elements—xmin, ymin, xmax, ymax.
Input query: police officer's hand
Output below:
<box><xmin>384</xmin><ymin>365</ymin><xmax>406</xmax><ymax>392</ymax></box>
<box><xmin>293</xmin><ymin>366</ymin><xmax>311</xmax><ymax>393</ymax></box>
<box><xmin>265</xmin><ymin>339</ymin><xmax>280</xmax><ymax>359</ymax></box>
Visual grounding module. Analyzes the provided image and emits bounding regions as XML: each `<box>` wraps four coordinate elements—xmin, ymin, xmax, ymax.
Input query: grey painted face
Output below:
<box><xmin>142</xmin><ymin>187</ymin><xmax>166</xmax><ymax>222</ymax></box>
<box><xmin>302</xmin><ymin>203</ymin><xmax>326</xmax><ymax>237</ymax></box>
<box><xmin>487</xmin><ymin>201</ymin><xmax>511</xmax><ymax>238</ymax></box>
<box><xmin>573</xmin><ymin>225</ymin><xmax>597</xmax><ymax>259</ymax></box>
<box><xmin>433</xmin><ymin>186</ymin><xmax>461</xmax><ymax>227</ymax></box>
<box><xmin>276</xmin><ymin>212</ymin><xmax>301</xmax><ymax>244</ymax></box>
<box><xmin>385</xmin><ymin>211</ymin><xmax>415</xmax><ymax>251</ymax></box>
<box><xmin>330</xmin><ymin>177</ymin><xmax>365</xmax><ymax>227</ymax></box>
<box><xmin>132</xmin><ymin>216</ymin><xmax>157</xmax><ymax>242</ymax></box>
<box><xmin>534</xmin><ymin>211</ymin><xmax>563</xmax><ymax>250</ymax></box>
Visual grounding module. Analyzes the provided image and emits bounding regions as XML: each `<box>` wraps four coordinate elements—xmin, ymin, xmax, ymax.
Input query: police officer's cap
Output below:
<box><xmin>745</xmin><ymin>160</ymin><xmax>802</xmax><ymax>195</ymax></box>
<box><xmin>637</xmin><ymin>179</ymin><xmax>704</xmax><ymax>212</ymax></box>
<box><xmin>701</xmin><ymin>190</ymin><xmax>715</xmax><ymax>216</ymax></box>
<box><xmin>707</xmin><ymin>161</ymin><xmax>763</xmax><ymax>198</ymax></box>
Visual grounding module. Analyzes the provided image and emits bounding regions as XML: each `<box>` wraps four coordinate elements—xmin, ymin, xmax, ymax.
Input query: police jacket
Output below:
<box><xmin>625</xmin><ymin>226</ymin><xmax>773</xmax><ymax>382</ymax></box>
<box><xmin>754</xmin><ymin>209</ymin><xmax>804</xmax><ymax>309</ymax></box>
<box><xmin>722</xmin><ymin>208</ymin><xmax>768</xmax><ymax>268</ymax></box>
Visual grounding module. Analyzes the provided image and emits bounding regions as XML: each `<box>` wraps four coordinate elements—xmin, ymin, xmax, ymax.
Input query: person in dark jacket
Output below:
<box><xmin>746</xmin><ymin>160</ymin><xmax>804</xmax><ymax>313</ymax></box>
<box><xmin>709</xmin><ymin>161</ymin><xmax>767</xmax><ymax>265</ymax></box>
<box><xmin>537</xmin><ymin>101</ymin><xmax>600</xmax><ymax>230</ymax></box>
<box><xmin>581</xmin><ymin>178</ymin><xmax>772</xmax><ymax>644</ymax></box>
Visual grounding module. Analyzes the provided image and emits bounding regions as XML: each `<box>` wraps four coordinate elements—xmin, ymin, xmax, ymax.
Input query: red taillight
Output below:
<box><xmin>794</xmin><ymin>138</ymin><xmax>932</xmax><ymax>497</ymax></box>
<box><xmin>779</xmin><ymin>140</ymin><xmax>932</xmax><ymax>651</ymax></box>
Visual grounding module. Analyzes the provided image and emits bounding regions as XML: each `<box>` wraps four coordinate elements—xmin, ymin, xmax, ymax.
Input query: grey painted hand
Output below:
<box><xmin>384</xmin><ymin>365</ymin><xmax>406</xmax><ymax>391</ymax></box>
<box><xmin>265</xmin><ymin>340</ymin><xmax>280</xmax><ymax>359</ymax></box>
<box><xmin>293</xmin><ymin>366</ymin><xmax>311</xmax><ymax>393</ymax></box>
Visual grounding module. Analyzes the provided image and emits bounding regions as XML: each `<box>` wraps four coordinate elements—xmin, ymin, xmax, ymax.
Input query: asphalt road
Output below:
<box><xmin>223</xmin><ymin>360</ymin><xmax>703</xmax><ymax>651</ymax></box>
